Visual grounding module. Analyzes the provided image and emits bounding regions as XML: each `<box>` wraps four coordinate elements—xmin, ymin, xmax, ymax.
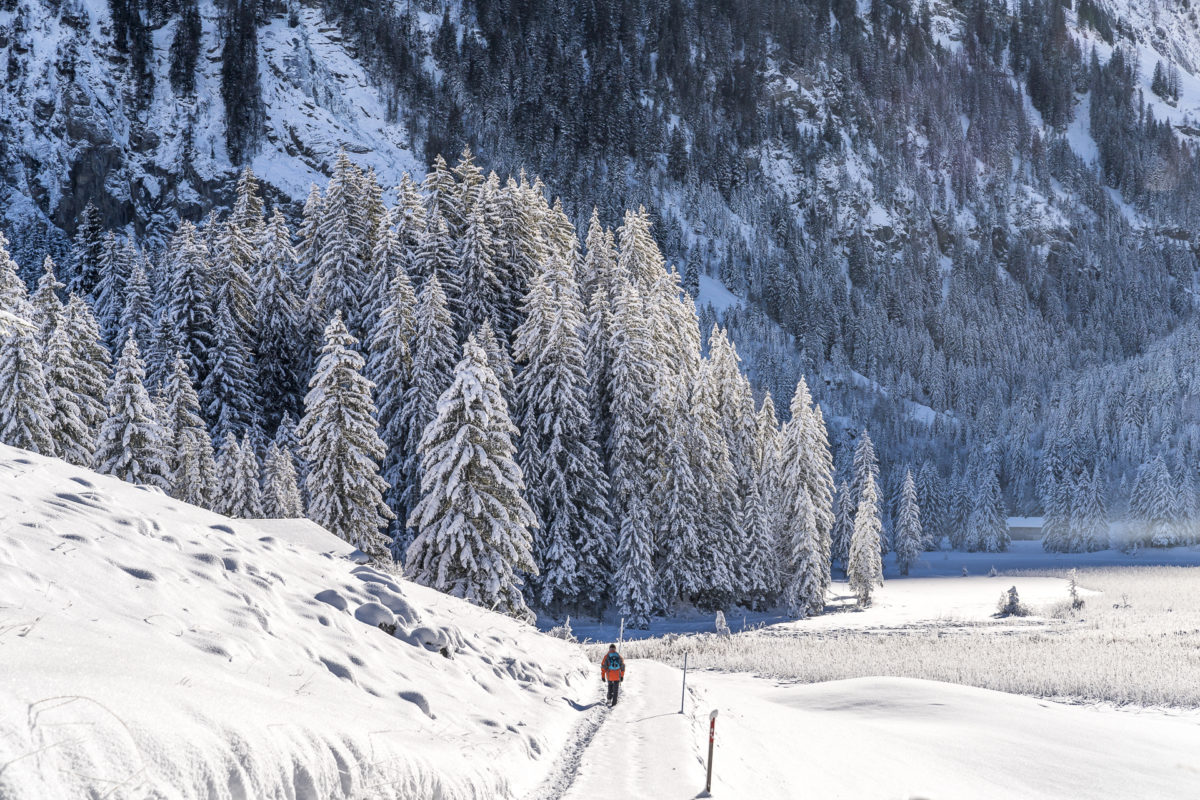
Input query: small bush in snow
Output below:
<box><xmin>547</xmin><ymin>616</ymin><xmax>578</xmax><ymax>643</ymax></box>
<box><xmin>715</xmin><ymin>611</ymin><xmax>731</xmax><ymax>636</ymax></box>
<box><xmin>1068</xmin><ymin>569</ymin><xmax>1085</xmax><ymax>611</ymax></box>
<box><xmin>996</xmin><ymin>586</ymin><xmax>1029</xmax><ymax>618</ymax></box>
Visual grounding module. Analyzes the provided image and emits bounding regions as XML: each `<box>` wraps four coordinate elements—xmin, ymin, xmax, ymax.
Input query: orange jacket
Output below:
<box><xmin>600</xmin><ymin>651</ymin><xmax>625</xmax><ymax>681</ymax></box>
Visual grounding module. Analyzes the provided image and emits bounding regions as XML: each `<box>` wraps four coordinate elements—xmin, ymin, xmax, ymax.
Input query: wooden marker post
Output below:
<box><xmin>705</xmin><ymin>709</ymin><xmax>718</xmax><ymax>794</ymax></box>
<box><xmin>680</xmin><ymin>652</ymin><xmax>688</xmax><ymax>714</ymax></box>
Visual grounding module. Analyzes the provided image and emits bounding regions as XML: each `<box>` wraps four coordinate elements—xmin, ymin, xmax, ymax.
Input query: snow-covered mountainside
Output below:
<box><xmin>0</xmin><ymin>443</ymin><xmax>590</xmax><ymax>798</ymax></box>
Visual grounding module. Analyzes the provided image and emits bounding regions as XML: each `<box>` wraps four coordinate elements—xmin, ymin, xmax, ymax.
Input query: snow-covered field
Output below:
<box><xmin>0</xmin><ymin>444</ymin><xmax>590</xmax><ymax>799</ymax></box>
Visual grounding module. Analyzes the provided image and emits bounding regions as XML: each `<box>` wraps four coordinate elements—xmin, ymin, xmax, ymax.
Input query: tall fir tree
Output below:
<box><xmin>512</xmin><ymin>255</ymin><xmax>611</xmax><ymax>610</ymax></box>
<box><xmin>262</xmin><ymin>441</ymin><xmax>304</xmax><ymax>518</ymax></box>
<box><xmin>406</xmin><ymin>336</ymin><xmax>538</xmax><ymax>621</ymax></box>
<box><xmin>30</xmin><ymin>256</ymin><xmax>65</xmax><ymax>356</ymax></box>
<box><xmin>69</xmin><ymin>203</ymin><xmax>105</xmax><ymax>298</ymax></box>
<box><xmin>162</xmin><ymin>353</ymin><xmax>216</xmax><ymax>508</ymax></box>
<box><xmin>848</xmin><ymin>471</ymin><xmax>884</xmax><ymax>606</ymax></box>
<box><xmin>44</xmin><ymin>313</ymin><xmax>95</xmax><ymax>466</ymax></box>
<box><xmin>894</xmin><ymin>469</ymin><xmax>923</xmax><ymax>575</ymax></box>
<box><xmin>0</xmin><ymin>315</ymin><xmax>56</xmax><ymax>456</ymax></box>
<box><xmin>93</xmin><ymin>338</ymin><xmax>170</xmax><ymax>488</ymax></box>
<box><xmin>309</xmin><ymin>151</ymin><xmax>370</xmax><ymax>338</ymax></box>
<box><xmin>299</xmin><ymin>313</ymin><xmax>393</xmax><ymax>558</ymax></box>
<box><xmin>255</xmin><ymin>208</ymin><xmax>304</xmax><ymax>428</ymax></box>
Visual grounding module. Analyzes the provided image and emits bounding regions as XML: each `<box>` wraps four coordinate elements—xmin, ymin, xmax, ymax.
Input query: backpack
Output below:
<box><xmin>604</xmin><ymin>652</ymin><xmax>622</xmax><ymax>670</ymax></box>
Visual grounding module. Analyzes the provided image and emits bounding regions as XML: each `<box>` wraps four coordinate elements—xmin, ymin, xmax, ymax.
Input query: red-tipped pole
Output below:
<box><xmin>705</xmin><ymin>709</ymin><xmax>718</xmax><ymax>795</ymax></box>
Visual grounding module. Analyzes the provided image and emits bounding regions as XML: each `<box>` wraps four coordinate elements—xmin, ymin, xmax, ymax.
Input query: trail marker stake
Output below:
<box><xmin>705</xmin><ymin>709</ymin><xmax>718</xmax><ymax>794</ymax></box>
<box><xmin>680</xmin><ymin>652</ymin><xmax>688</xmax><ymax>714</ymax></box>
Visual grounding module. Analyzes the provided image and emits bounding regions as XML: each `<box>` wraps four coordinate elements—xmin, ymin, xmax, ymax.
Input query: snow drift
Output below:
<box><xmin>0</xmin><ymin>444</ymin><xmax>590</xmax><ymax>799</ymax></box>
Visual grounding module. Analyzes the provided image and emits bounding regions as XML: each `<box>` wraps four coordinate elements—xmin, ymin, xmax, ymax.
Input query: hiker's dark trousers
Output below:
<box><xmin>606</xmin><ymin>679</ymin><xmax>621</xmax><ymax>705</ymax></box>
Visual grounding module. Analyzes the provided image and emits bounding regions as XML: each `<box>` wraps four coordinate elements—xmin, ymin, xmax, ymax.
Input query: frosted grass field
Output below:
<box><xmin>616</xmin><ymin>567</ymin><xmax>1200</xmax><ymax>707</ymax></box>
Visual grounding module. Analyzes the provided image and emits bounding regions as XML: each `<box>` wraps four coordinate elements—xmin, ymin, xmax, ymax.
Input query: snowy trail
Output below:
<box><xmin>521</xmin><ymin>691</ymin><xmax>609</xmax><ymax>800</ymax></box>
<box><xmin>558</xmin><ymin>660</ymin><xmax>705</xmax><ymax>799</ymax></box>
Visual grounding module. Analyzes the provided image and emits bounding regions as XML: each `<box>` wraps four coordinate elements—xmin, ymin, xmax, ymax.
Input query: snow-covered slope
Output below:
<box><xmin>0</xmin><ymin>444</ymin><xmax>590</xmax><ymax>799</ymax></box>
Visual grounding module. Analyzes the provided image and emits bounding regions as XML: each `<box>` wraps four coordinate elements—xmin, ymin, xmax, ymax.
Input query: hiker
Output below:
<box><xmin>600</xmin><ymin>644</ymin><xmax>625</xmax><ymax>707</ymax></box>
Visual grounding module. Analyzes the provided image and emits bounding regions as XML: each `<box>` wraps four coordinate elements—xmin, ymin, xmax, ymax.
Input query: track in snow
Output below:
<box><xmin>521</xmin><ymin>690</ymin><xmax>610</xmax><ymax>800</ymax></box>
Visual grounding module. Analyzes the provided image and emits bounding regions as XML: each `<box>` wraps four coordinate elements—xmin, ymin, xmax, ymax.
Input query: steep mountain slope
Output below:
<box><xmin>0</xmin><ymin>443</ymin><xmax>591</xmax><ymax>798</ymax></box>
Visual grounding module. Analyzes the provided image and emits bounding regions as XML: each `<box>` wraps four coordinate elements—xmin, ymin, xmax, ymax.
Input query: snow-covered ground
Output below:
<box><xmin>0</xmin><ymin>444</ymin><xmax>590</xmax><ymax>799</ymax></box>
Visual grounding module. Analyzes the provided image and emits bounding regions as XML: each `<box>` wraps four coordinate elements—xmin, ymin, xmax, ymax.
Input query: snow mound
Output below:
<box><xmin>0</xmin><ymin>445</ymin><xmax>589</xmax><ymax>799</ymax></box>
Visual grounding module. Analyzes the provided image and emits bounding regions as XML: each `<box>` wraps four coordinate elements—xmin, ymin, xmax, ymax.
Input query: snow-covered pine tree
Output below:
<box><xmin>93</xmin><ymin>337</ymin><xmax>170</xmax><ymax>488</ymax></box>
<box><xmin>947</xmin><ymin>467</ymin><xmax>971</xmax><ymax>550</ymax></box>
<box><xmin>831</xmin><ymin>481</ymin><xmax>854</xmax><ymax>570</ymax></box>
<box><xmin>62</xmin><ymin>295</ymin><xmax>110</xmax><ymax>445</ymax></box>
<box><xmin>399</xmin><ymin>271</ymin><xmax>458</xmax><ymax>533</ymax></box>
<box><xmin>653</xmin><ymin>393</ymin><xmax>702</xmax><ymax>607</ymax></box>
<box><xmin>848</xmin><ymin>471</ymin><xmax>884</xmax><ymax>606</ymax></box>
<box><xmin>294</xmin><ymin>183</ymin><xmax>324</xmax><ymax>296</ymax></box>
<box><xmin>160</xmin><ymin>222</ymin><xmax>214</xmax><ymax>389</ymax></box>
<box><xmin>415</xmin><ymin>212</ymin><xmax>464</xmax><ymax>332</ymax></box>
<box><xmin>0</xmin><ymin>314</ymin><xmax>56</xmax><ymax>456</ymax></box>
<box><xmin>616</xmin><ymin>207</ymin><xmax>665</xmax><ymax>291</ymax></box>
<box><xmin>494</xmin><ymin>175</ymin><xmax>549</xmax><ymax>338</ymax></box>
<box><xmin>512</xmin><ymin>255</ymin><xmax>611</xmax><ymax>610</ymax></box>
<box><xmin>1070</xmin><ymin>467</ymin><xmax>1109</xmax><ymax>552</ymax></box>
<box><xmin>1132</xmin><ymin>454</ymin><xmax>1177</xmax><ymax>546</ymax></box>
<box><xmin>162</xmin><ymin>353</ymin><xmax>216</xmax><ymax>508</ymax></box>
<box><xmin>44</xmin><ymin>313</ymin><xmax>95</xmax><ymax>465</ymax></box>
<box><xmin>778</xmin><ymin>382</ymin><xmax>831</xmax><ymax>616</ymax></box>
<box><xmin>299</xmin><ymin>313</ymin><xmax>393</xmax><ymax>558</ymax></box>
<box><xmin>118</xmin><ymin>257</ymin><xmax>154</xmax><ymax>360</ymax></box>
<box><xmin>69</xmin><ymin>203</ymin><xmax>105</xmax><ymax>298</ymax></box>
<box><xmin>689</xmin><ymin>355</ymin><xmax>740</xmax><ymax>609</ymax></box>
<box><xmin>201</xmin><ymin>290</ymin><xmax>257</xmax><ymax>438</ymax></box>
<box><xmin>262</xmin><ymin>441</ymin><xmax>304</xmax><ymax>518</ymax></box>
<box><xmin>366</xmin><ymin>249</ymin><xmax>418</xmax><ymax>555</ymax></box>
<box><xmin>583</xmin><ymin>222</ymin><xmax>619</xmax><ymax>453</ymax></box>
<box><xmin>458</xmin><ymin>194</ymin><xmax>503</xmax><ymax>336</ymax></box>
<box><xmin>894</xmin><ymin>468</ymin><xmax>923</xmax><ymax>576</ymax></box>
<box><xmin>255</xmin><ymin>207</ymin><xmax>304</xmax><ymax>428</ymax></box>
<box><xmin>30</xmin><ymin>256</ymin><xmax>65</xmax><ymax>355</ymax></box>
<box><xmin>422</xmin><ymin>154</ymin><xmax>459</xmax><ymax>235</ymax></box>
<box><xmin>406</xmin><ymin>335</ymin><xmax>538</xmax><ymax>621</ymax></box>
<box><xmin>741</xmin><ymin>481</ymin><xmax>777</xmax><ymax>610</ymax></box>
<box><xmin>213</xmin><ymin>431</ymin><xmax>241</xmax><ymax>517</ymax></box>
<box><xmin>614</xmin><ymin>492</ymin><xmax>656</xmax><ymax>629</ymax></box>
<box><xmin>477</xmin><ymin>321</ymin><xmax>515</xmax><ymax>404</ymax></box>
<box><xmin>92</xmin><ymin>233</ymin><xmax>132</xmax><ymax>349</ymax></box>
<box><xmin>968</xmin><ymin>465</ymin><xmax>1009</xmax><ymax>552</ymax></box>
<box><xmin>309</xmin><ymin>151</ymin><xmax>369</xmax><ymax>338</ymax></box>
<box><xmin>231</xmin><ymin>166</ymin><xmax>265</xmax><ymax>238</ymax></box>
<box><xmin>915</xmin><ymin>460</ymin><xmax>944</xmax><ymax>549</ymax></box>
<box><xmin>229</xmin><ymin>434</ymin><xmax>264</xmax><ymax>518</ymax></box>
<box><xmin>0</xmin><ymin>231</ymin><xmax>28</xmax><ymax>325</ymax></box>
<box><xmin>849</xmin><ymin>430</ymin><xmax>883</xmax><ymax>555</ymax></box>
<box><xmin>781</xmin><ymin>484</ymin><xmax>819</xmax><ymax>617</ymax></box>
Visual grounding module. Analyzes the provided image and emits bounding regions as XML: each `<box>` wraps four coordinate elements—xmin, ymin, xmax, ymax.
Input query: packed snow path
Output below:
<box><xmin>558</xmin><ymin>660</ymin><xmax>705</xmax><ymax>800</ymax></box>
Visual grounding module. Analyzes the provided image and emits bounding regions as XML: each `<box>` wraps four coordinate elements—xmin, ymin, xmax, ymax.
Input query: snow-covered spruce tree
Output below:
<box><xmin>68</xmin><ymin>203</ymin><xmax>105</xmax><ymax>298</ymax></box>
<box><xmin>160</xmin><ymin>222</ymin><xmax>214</xmax><ymax>389</ymax></box>
<box><xmin>741</xmin><ymin>481</ymin><xmax>778</xmax><ymax>610</ymax></box>
<box><xmin>459</xmin><ymin>200</ymin><xmax>503</xmax><ymax>335</ymax></box>
<box><xmin>44</xmin><ymin>315</ymin><xmax>95</xmax><ymax>465</ymax></box>
<box><xmin>294</xmin><ymin>184</ymin><xmax>324</xmax><ymax>299</ymax></box>
<box><xmin>161</xmin><ymin>353</ymin><xmax>216</xmax><ymax>508</ymax></box>
<box><xmin>406</xmin><ymin>335</ymin><xmax>538</xmax><ymax>622</ymax></box>
<box><xmin>0</xmin><ymin>231</ymin><xmax>25</xmax><ymax>322</ymax></box>
<box><xmin>92</xmin><ymin>233</ymin><xmax>132</xmax><ymax>349</ymax></box>
<box><xmin>583</xmin><ymin>222</ymin><xmax>619</xmax><ymax>451</ymax></box>
<box><xmin>310</xmin><ymin>151</ymin><xmax>370</xmax><ymax>338</ymax></box>
<box><xmin>947</xmin><ymin>468</ymin><xmax>971</xmax><ymax>551</ymax></box>
<box><xmin>366</xmin><ymin>251</ymin><xmax>418</xmax><ymax>555</ymax></box>
<box><xmin>213</xmin><ymin>432</ymin><xmax>241</xmax><ymax>517</ymax></box>
<box><xmin>653</xmin><ymin>393</ymin><xmax>702</xmax><ymax>607</ymax></box>
<box><xmin>262</xmin><ymin>441</ymin><xmax>304</xmax><ymax>518</ymax></box>
<box><xmin>615</xmin><ymin>492</ymin><xmax>656</xmax><ymax>629</ymax></box>
<box><xmin>848</xmin><ymin>471</ymin><xmax>884</xmax><ymax>606</ymax></box>
<box><xmin>477</xmin><ymin>321</ymin><xmax>516</xmax><ymax>406</ymax></box>
<box><xmin>299</xmin><ymin>313</ymin><xmax>393</xmax><ymax>559</ymax></box>
<box><xmin>831</xmin><ymin>482</ymin><xmax>854</xmax><ymax>571</ymax></box>
<box><xmin>1070</xmin><ymin>467</ymin><xmax>1109</xmax><ymax>552</ymax></box>
<box><xmin>781</xmin><ymin>485</ymin><xmax>819</xmax><ymax>617</ymax></box>
<box><xmin>1130</xmin><ymin>454</ymin><xmax>1177</xmax><ymax>546</ymax></box>
<box><xmin>255</xmin><ymin>207</ymin><xmax>304</xmax><ymax>428</ymax></box>
<box><xmin>414</xmin><ymin>212</ymin><xmax>463</xmax><ymax>330</ymax></box>
<box><xmin>231</xmin><ymin>166</ymin><xmax>265</xmax><ymax>238</ymax></box>
<box><xmin>688</xmin><ymin>356</ymin><xmax>739</xmax><ymax>609</ymax></box>
<box><xmin>399</xmin><ymin>271</ymin><xmax>458</xmax><ymax>529</ymax></box>
<box><xmin>93</xmin><ymin>337</ymin><xmax>170</xmax><ymax>488</ymax></box>
<box><xmin>422</xmin><ymin>154</ymin><xmax>458</xmax><ymax>235</ymax></box>
<box><xmin>0</xmin><ymin>315</ymin><xmax>56</xmax><ymax>456</ymax></box>
<box><xmin>915</xmin><ymin>460</ymin><xmax>945</xmax><ymax>549</ymax></box>
<box><xmin>230</xmin><ymin>434</ymin><xmax>264</xmax><ymax>518</ymax></box>
<box><xmin>849</xmin><ymin>429</ymin><xmax>884</xmax><ymax>555</ymax></box>
<box><xmin>512</xmin><ymin>255</ymin><xmax>611</xmax><ymax>610</ymax></box>
<box><xmin>201</xmin><ymin>290</ymin><xmax>257</xmax><ymax>439</ymax></box>
<box><xmin>363</xmin><ymin>210</ymin><xmax>404</xmax><ymax>340</ymax></box>
<box><xmin>894</xmin><ymin>469</ymin><xmax>923</xmax><ymax>576</ymax></box>
<box><xmin>118</xmin><ymin>257</ymin><xmax>154</xmax><ymax>361</ymax></box>
<box><xmin>777</xmin><ymin>382</ymin><xmax>831</xmax><ymax>616</ymax></box>
<box><xmin>62</xmin><ymin>295</ymin><xmax>110</xmax><ymax>446</ymax></box>
<box><xmin>30</xmin><ymin>256</ymin><xmax>65</xmax><ymax>355</ymax></box>
<box><xmin>967</xmin><ymin>465</ymin><xmax>1009</xmax><ymax>552</ymax></box>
